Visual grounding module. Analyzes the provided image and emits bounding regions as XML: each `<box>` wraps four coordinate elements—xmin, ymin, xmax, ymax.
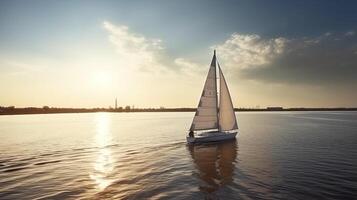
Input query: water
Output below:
<box><xmin>0</xmin><ymin>112</ymin><xmax>356</xmax><ymax>199</ymax></box>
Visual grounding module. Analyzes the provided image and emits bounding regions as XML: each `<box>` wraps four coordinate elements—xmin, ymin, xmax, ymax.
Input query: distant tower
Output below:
<box><xmin>115</xmin><ymin>98</ymin><xmax>117</xmax><ymax>109</ymax></box>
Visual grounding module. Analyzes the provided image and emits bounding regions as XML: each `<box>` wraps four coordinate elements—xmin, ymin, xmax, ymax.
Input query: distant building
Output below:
<box><xmin>267</xmin><ymin>107</ymin><xmax>283</xmax><ymax>111</ymax></box>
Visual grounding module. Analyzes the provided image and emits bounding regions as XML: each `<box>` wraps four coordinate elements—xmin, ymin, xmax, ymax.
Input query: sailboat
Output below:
<box><xmin>187</xmin><ymin>50</ymin><xmax>238</xmax><ymax>143</ymax></box>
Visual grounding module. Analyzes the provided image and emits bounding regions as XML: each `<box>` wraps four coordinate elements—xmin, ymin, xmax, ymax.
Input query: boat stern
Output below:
<box><xmin>186</xmin><ymin>136</ymin><xmax>196</xmax><ymax>144</ymax></box>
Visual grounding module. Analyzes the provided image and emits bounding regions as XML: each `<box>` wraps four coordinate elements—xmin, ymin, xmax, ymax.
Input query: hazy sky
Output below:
<box><xmin>1</xmin><ymin>0</ymin><xmax>357</xmax><ymax>108</ymax></box>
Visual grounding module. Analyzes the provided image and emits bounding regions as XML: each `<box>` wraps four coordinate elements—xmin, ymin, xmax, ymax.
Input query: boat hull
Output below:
<box><xmin>186</xmin><ymin>131</ymin><xmax>237</xmax><ymax>144</ymax></box>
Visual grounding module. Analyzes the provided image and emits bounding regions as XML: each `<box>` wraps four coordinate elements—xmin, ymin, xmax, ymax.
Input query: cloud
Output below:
<box><xmin>345</xmin><ymin>31</ymin><xmax>355</xmax><ymax>36</ymax></box>
<box><xmin>215</xmin><ymin>32</ymin><xmax>357</xmax><ymax>85</ymax></box>
<box><xmin>214</xmin><ymin>34</ymin><xmax>287</xmax><ymax>70</ymax></box>
<box><xmin>103</xmin><ymin>21</ymin><xmax>167</xmax><ymax>73</ymax></box>
<box><xmin>103</xmin><ymin>21</ymin><xmax>357</xmax><ymax>88</ymax></box>
<box><xmin>174</xmin><ymin>58</ymin><xmax>206</xmax><ymax>75</ymax></box>
<box><xmin>0</xmin><ymin>57</ymin><xmax>49</xmax><ymax>75</ymax></box>
<box><xmin>103</xmin><ymin>21</ymin><xmax>207</xmax><ymax>76</ymax></box>
<box><xmin>324</xmin><ymin>32</ymin><xmax>332</xmax><ymax>36</ymax></box>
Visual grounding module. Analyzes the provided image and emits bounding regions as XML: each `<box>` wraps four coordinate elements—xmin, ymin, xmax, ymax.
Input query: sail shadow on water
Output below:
<box><xmin>188</xmin><ymin>140</ymin><xmax>238</xmax><ymax>198</ymax></box>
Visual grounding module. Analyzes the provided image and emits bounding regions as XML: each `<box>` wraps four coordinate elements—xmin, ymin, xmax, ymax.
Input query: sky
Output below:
<box><xmin>0</xmin><ymin>0</ymin><xmax>357</xmax><ymax>108</ymax></box>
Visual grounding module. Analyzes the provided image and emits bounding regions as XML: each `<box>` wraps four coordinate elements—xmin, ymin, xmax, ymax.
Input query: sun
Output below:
<box><xmin>91</xmin><ymin>71</ymin><xmax>113</xmax><ymax>88</ymax></box>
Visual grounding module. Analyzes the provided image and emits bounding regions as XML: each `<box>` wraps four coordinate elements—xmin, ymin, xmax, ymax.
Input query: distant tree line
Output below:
<box><xmin>0</xmin><ymin>106</ymin><xmax>195</xmax><ymax>115</ymax></box>
<box><xmin>0</xmin><ymin>106</ymin><xmax>356</xmax><ymax>115</ymax></box>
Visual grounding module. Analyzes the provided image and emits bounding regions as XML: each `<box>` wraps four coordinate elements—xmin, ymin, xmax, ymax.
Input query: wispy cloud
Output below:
<box><xmin>174</xmin><ymin>58</ymin><xmax>206</xmax><ymax>75</ymax></box>
<box><xmin>0</xmin><ymin>58</ymin><xmax>49</xmax><ymax>75</ymax></box>
<box><xmin>345</xmin><ymin>31</ymin><xmax>355</xmax><ymax>36</ymax></box>
<box><xmin>103</xmin><ymin>21</ymin><xmax>211</xmax><ymax>77</ymax></box>
<box><xmin>103</xmin><ymin>21</ymin><xmax>167</xmax><ymax>73</ymax></box>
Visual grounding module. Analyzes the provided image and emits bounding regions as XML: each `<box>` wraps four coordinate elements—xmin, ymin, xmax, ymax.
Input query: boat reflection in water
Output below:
<box><xmin>188</xmin><ymin>140</ymin><xmax>238</xmax><ymax>197</ymax></box>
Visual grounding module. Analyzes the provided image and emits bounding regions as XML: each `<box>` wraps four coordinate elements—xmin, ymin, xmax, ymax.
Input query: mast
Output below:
<box><xmin>214</xmin><ymin>50</ymin><xmax>219</xmax><ymax>130</ymax></box>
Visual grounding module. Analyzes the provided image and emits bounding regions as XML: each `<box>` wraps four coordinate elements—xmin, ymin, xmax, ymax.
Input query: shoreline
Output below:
<box><xmin>1</xmin><ymin>107</ymin><xmax>357</xmax><ymax>116</ymax></box>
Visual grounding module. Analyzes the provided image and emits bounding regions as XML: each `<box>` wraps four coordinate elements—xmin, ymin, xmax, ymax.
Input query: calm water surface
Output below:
<box><xmin>0</xmin><ymin>112</ymin><xmax>356</xmax><ymax>199</ymax></box>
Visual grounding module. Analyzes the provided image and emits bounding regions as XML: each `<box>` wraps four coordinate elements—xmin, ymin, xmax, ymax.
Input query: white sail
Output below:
<box><xmin>190</xmin><ymin>53</ymin><xmax>218</xmax><ymax>131</ymax></box>
<box><xmin>218</xmin><ymin>63</ymin><xmax>238</xmax><ymax>131</ymax></box>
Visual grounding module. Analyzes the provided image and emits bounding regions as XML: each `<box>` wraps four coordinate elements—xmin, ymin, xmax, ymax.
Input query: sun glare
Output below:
<box><xmin>91</xmin><ymin>71</ymin><xmax>113</xmax><ymax>88</ymax></box>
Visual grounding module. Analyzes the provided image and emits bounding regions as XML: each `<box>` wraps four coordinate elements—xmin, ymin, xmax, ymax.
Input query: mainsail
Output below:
<box><xmin>218</xmin><ymin>63</ymin><xmax>238</xmax><ymax>131</ymax></box>
<box><xmin>190</xmin><ymin>52</ymin><xmax>218</xmax><ymax>131</ymax></box>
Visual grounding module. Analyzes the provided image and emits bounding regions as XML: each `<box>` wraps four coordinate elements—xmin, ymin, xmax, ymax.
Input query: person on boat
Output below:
<box><xmin>189</xmin><ymin>131</ymin><xmax>194</xmax><ymax>137</ymax></box>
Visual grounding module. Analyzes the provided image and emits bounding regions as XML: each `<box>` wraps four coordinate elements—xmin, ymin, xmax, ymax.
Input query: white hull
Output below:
<box><xmin>187</xmin><ymin>131</ymin><xmax>237</xmax><ymax>144</ymax></box>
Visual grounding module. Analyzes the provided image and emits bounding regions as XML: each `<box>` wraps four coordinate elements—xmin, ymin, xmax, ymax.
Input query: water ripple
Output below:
<box><xmin>1</xmin><ymin>112</ymin><xmax>356</xmax><ymax>199</ymax></box>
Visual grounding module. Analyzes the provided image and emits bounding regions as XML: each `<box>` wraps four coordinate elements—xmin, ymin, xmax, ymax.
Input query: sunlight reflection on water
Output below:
<box><xmin>0</xmin><ymin>112</ymin><xmax>356</xmax><ymax>199</ymax></box>
<box><xmin>90</xmin><ymin>113</ymin><xmax>114</xmax><ymax>191</ymax></box>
